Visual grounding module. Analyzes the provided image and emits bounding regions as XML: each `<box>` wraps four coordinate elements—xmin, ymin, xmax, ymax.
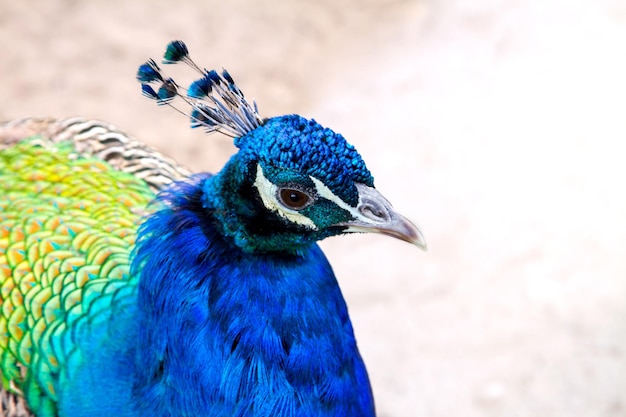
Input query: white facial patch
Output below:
<box><xmin>253</xmin><ymin>164</ymin><xmax>378</xmax><ymax>230</ymax></box>
<box><xmin>309</xmin><ymin>177</ymin><xmax>375</xmax><ymax>224</ymax></box>
<box><xmin>253</xmin><ymin>165</ymin><xmax>317</xmax><ymax>229</ymax></box>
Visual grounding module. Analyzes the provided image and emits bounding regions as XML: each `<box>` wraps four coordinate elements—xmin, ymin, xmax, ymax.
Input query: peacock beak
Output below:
<box><xmin>336</xmin><ymin>183</ymin><xmax>427</xmax><ymax>250</ymax></box>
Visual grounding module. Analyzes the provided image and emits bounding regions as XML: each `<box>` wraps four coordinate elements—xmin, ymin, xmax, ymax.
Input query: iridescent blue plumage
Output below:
<box><xmin>236</xmin><ymin>115</ymin><xmax>373</xmax><ymax>206</ymax></box>
<box><xmin>137</xmin><ymin>59</ymin><xmax>163</xmax><ymax>82</ymax></box>
<box><xmin>188</xmin><ymin>76</ymin><xmax>212</xmax><ymax>99</ymax></box>
<box><xmin>121</xmin><ymin>41</ymin><xmax>423</xmax><ymax>417</ymax></box>
<box><xmin>2</xmin><ymin>40</ymin><xmax>425</xmax><ymax>417</ymax></box>
<box><xmin>162</xmin><ymin>40</ymin><xmax>189</xmax><ymax>64</ymax></box>
<box><xmin>137</xmin><ymin>41</ymin><xmax>262</xmax><ymax>137</ymax></box>
<box><xmin>141</xmin><ymin>83</ymin><xmax>160</xmax><ymax>100</ymax></box>
<box><xmin>127</xmin><ymin>174</ymin><xmax>376</xmax><ymax>416</ymax></box>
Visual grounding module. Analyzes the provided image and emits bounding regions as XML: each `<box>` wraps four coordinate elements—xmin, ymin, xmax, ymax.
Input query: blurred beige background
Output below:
<box><xmin>2</xmin><ymin>1</ymin><xmax>626</xmax><ymax>416</ymax></box>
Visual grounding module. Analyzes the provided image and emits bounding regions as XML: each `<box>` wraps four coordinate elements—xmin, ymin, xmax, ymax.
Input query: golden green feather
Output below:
<box><xmin>0</xmin><ymin>137</ymin><xmax>155</xmax><ymax>407</ymax></box>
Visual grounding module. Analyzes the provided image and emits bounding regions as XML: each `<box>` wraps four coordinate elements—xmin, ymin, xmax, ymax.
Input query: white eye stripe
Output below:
<box><xmin>253</xmin><ymin>165</ymin><xmax>317</xmax><ymax>229</ymax></box>
<box><xmin>309</xmin><ymin>177</ymin><xmax>371</xmax><ymax>223</ymax></box>
<box><xmin>253</xmin><ymin>164</ymin><xmax>373</xmax><ymax>230</ymax></box>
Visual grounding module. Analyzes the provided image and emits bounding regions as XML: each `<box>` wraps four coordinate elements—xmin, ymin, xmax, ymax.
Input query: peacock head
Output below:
<box><xmin>138</xmin><ymin>41</ymin><xmax>426</xmax><ymax>253</ymax></box>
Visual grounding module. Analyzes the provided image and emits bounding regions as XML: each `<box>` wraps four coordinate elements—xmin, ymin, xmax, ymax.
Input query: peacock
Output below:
<box><xmin>0</xmin><ymin>41</ymin><xmax>426</xmax><ymax>417</ymax></box>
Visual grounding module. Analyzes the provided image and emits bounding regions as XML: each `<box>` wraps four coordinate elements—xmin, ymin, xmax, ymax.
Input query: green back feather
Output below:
<box><xmin>0</xmin><ymin>137</ymin><xmax>155</xmax><ymax>415</ymax></box>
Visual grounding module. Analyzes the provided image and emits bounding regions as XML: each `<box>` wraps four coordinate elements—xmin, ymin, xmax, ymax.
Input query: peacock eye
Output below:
<box><xmin>278</xmin><ymin>188</ymin><xmax>313</xmax><ymax>210</ymax></box>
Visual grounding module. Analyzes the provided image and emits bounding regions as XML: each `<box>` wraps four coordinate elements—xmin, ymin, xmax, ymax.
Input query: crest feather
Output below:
<box><xmin>137</xmin><ymin>41</ymin><xmax>263</xmax><ymax>138</ymax></box>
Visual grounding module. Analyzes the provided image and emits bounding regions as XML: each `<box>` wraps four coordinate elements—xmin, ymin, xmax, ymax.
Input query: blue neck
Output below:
<box><xmin>131</xmin><ymin>175</ymin><xmax>375</xmax><ymax>417</ymax></box>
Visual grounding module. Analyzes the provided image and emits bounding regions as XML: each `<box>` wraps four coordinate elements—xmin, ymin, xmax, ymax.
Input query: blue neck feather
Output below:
<box><xmin>130</xmin><ymin>174</ymin><xmax>375</xmax><ymax>417</ymax></box>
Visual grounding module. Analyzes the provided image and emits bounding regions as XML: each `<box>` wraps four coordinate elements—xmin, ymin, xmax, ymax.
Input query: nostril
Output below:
<box><xmin>353</xmin><ymin>183</ymin><xmax>395</xmax><ymax>223</ymax></box>
<box><xmin>360</xmin><ymin>202</ymin><xmax>389</xmax><ymax>221</ymax></box>
<box><xmin>364</xmin><ymin>206</ymin><xmax>383</xmax><ymax>218</ymax></box>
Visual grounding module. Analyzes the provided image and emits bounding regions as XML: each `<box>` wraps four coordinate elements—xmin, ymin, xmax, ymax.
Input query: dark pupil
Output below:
<box><xmin>280</xmin><ymin>189</ymin><xmax>310</xmax><ymax>209</ymax></box>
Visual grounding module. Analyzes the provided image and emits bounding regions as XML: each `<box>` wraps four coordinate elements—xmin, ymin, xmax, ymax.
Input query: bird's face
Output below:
<box><xmin>138</xmin><ymin>41</ymin><xmax>425</xmax><ymax>254</ymax></box>
<box><xmin>208</xmin><ymin>115</ymin><xmax>426</xmax><ymax>254</ymax></box>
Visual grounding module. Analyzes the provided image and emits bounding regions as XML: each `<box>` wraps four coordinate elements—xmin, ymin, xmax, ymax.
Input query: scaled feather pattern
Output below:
<box><xmin>0</xmin><ymin>41</ymin><xmax>425</xmax><ymax>417</ymax></box>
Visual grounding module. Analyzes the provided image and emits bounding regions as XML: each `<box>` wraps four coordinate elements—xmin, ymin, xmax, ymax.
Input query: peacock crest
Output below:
<box><xmin>137</xmin><ymin>40</ymin><xmax>263</xmax><ymax>139</ymax></box>
<box><xmin>137</xmin><ymin>41</ymin><xmax>375</xmax><ymax>206</ymax></box>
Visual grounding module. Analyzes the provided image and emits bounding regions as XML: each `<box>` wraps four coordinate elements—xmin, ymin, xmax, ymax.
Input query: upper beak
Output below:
<box><xmin>335</xmin><ymin>183</ymin><xmax>427</xmax><ymax>250</ymax></box>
